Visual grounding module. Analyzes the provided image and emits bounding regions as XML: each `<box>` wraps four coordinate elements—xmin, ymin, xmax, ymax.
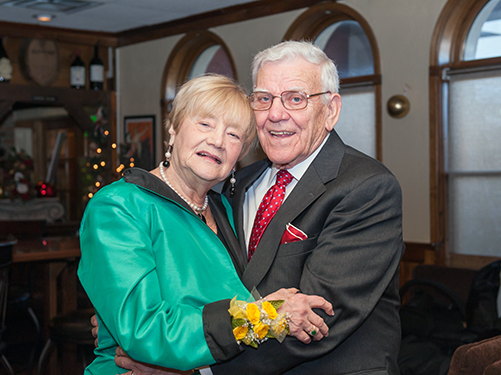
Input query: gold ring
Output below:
<box><xmin>309</xmin><ymin>325</ymin><xmax>317</xmax><ymax>336</ymax></box>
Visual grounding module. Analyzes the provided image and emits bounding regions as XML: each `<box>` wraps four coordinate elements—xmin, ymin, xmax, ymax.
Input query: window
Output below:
<box><xmin>284</xmin><ymin>3</ymin><xmax>381</xmax><ymax>159</ymax></box>
<box><xmin>464</xmin><ymin>0</ymin><xmax>501</xmax><ymax>60</ymax></box>
<box><xmin>160</xmin><ymin>31</ymin><xmax>237</xmax><ymax>140</ymax></box>
<box><xmin>447</xmin><ymin>70</ymin><xmax>501</xmax><ymax>256</ymax></box>
<box><xmin>431</xmin><ymin>0</ymin><xmax>501</xmax><ymax>260</ymax></box>
<box><xmin>315</xmin><ymin>20</ymin><xmax>374</xmax><ymax>78</ymax></box>
<box><xmin>188</xmin><ymin>44</ymin><xmax>234</xmax><ymax>79</ymax></box>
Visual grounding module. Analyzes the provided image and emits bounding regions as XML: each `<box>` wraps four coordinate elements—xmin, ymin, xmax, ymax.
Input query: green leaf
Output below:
<box><xmin>231</xmin><ymin>318</ymin><xmax>247</xmax><ymax>329</ymax></box>
<box><xmin>269</xmin><ymin>300</ymin><xmax>284</xmax><ymax>309</ymax></box>
<box><xmin>250</xmin><ymin>341</ymin><xmax>258</xmax><ymax>349</ymax></box>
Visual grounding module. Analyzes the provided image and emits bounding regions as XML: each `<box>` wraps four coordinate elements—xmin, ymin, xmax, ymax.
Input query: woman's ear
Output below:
<box><xmin>168</xmin><ymin>126</ymin><xmax>176</xmax><ymax>145</ymax></box>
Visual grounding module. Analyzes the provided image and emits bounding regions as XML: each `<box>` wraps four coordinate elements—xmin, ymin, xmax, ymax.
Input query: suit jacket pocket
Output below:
<box><xmin>275</xmin><ymin>237</ymin><xmax>317</xmax><ymax>258</ymax></box>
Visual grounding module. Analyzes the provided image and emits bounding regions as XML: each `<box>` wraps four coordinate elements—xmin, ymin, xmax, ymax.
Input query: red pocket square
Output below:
<box><xmin>280</xmin><ymin>223</ymin><xmax>308</xmax><ymax>244</ymax></box>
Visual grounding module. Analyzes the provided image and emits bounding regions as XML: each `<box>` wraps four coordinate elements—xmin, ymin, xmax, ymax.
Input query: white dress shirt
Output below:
<box><xmin>243</xmin><ymin>134</ymin><xmax>330</xmax><ymax>252</ymax></box>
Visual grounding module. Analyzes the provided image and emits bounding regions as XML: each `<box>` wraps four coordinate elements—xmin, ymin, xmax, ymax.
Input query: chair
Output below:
<box><xmin>398</xmin><ymin>264</ymin><xmax>480</xmax><ymax>375</ymax></box>
<box><xmin>0</xmin><ymin>239</ymin><xmax>17</xmax><ymax>375</ymax></box>
<box><xmin>0</xmin><ymin>220</ymin><xmax>44</xmax><ymax>371</ymax></box>
<box><xmin>37</xmin><ymin>307</ymin><xmax>95</xmax><ymax>374</ymax></box>
<box><xmin>411</xmin><ymin>264</ymin><xmax>478</xmax><ymax>303</ymax></box>
<box><xmin>448</xmin><ymin>335</ymin><xmax>501</xmax><ymax>375</ymax></box>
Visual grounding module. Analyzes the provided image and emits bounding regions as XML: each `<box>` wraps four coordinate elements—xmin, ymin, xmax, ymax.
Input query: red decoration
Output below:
<box><xmin>36</xmin><ymin>181</ymin><xmax>56</xmax><ymax>198</ymax></box>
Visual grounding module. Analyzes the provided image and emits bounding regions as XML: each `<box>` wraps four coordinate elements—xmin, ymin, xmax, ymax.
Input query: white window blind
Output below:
<box><xmin>447</xmin><ymin>70</ymin><xmax>501</xmax><ymax>256</ymax></box>
<box><xmin>335</xmin><ymin>85</ymin><xmax>376</xmax><ymax>158</ymax></box>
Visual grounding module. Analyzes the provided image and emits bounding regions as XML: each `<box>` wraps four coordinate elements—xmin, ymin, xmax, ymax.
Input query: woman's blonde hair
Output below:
<box><xmin>165</xmin><ymin>74</ymin><xmax>256</xmax><ymax>159</ymax></box>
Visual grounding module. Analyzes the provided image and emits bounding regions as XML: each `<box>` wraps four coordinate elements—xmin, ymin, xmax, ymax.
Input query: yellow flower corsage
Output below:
<box><xmin>229</xmin><ymin>296</ymin><xmax>290</xmax><ymax>348</ymax></box>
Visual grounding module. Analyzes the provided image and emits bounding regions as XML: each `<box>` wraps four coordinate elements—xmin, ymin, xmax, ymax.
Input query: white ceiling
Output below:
<box><xmin>0</xmin><ymin>0</ymin><xmax>256</xmax><ymax>33</ymax></box>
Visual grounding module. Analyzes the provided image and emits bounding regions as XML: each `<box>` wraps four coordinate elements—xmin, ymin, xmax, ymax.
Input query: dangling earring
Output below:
<box><xmin>163</xmin><ymin>144</ymin><xmax>172</xmax><ymax>167</ymax></box>
<box><xmin>229</xmin><ymin>168</ymin><xmax>237</xmax><ymax>197</ymax></box>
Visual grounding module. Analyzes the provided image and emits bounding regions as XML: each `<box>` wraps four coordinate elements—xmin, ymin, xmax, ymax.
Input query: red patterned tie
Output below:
<box><xmin>248</xmin><ymin>170</ymin><xmax>293</xmax><ymax>261</ymax></box>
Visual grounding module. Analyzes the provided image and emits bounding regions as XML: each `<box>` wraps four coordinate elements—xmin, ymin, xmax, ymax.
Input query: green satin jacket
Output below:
<box><xmin>78</xmin><ymin>168</ymin><xmax>251</xmax><ymax>374</ymax></box>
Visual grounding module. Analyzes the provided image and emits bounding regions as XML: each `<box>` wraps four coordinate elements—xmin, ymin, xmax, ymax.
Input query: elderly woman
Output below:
<box><xmin>78</xmin><ymin>74</ymin><xmax>332</xmax><ymax>375</ymax></box>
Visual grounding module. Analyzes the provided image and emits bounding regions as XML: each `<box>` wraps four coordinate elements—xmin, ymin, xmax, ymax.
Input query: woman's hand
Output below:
<box><xmin>265</xmin><ymin>288</ymin><xmax>334</xmax><ymax>344</ymax></box>
<box><xmin>115</xmin><ymin>347</ymin><xmax>193</xmax><ymax>375</ymax></box>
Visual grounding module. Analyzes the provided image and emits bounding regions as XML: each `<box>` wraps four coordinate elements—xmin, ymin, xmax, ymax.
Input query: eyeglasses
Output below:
<box><xmin>249</xmin><ymin>90</ymin><xmax>331</xmax><ymax>111</ymax></box>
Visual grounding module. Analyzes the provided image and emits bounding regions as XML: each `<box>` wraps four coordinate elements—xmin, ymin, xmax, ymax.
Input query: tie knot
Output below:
<box><xmin>276</xmin><ymin>170</ymin><xmax>293</xmax><ymax>187</ymax></box>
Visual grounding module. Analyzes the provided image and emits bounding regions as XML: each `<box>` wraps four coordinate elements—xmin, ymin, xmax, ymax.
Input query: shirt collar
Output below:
<box><xmin>269</xmin><ymin>133</ymin><xmax>330</xmax><ymax>182</ymax></box>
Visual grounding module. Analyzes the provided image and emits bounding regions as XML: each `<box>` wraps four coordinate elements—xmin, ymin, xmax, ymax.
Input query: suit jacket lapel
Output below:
<box><xmin>242</xmin><ymin>132</ymin><xmax>347</xmax><ymax>289</ymax></box>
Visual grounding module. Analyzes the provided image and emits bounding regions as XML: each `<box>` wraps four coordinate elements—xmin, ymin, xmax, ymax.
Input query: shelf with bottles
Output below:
<box><xmin>0</xmin><ymin>36</ymin><xmax>12</xmax><ymax>83</ymax></box>
<box><xmin>70</xmin><ymin>44</ymin><xmax>104</xmax><ymax>90</ymax></box>
<box><xmin>0</xmin><ymin>35</ymin><xmax>114</xmax><ymax>90</ymax></box>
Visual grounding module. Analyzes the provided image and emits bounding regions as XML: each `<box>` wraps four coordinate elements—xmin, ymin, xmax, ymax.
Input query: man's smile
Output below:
<box><xmin>269</xmin><ymin>130</ymin><xmax>295</xmax><ymax>137</ymax></box>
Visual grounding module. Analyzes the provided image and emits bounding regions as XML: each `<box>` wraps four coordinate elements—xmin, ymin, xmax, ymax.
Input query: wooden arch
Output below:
<box><xmin>159</xmin><ymin>31</ymin><xmax>238</xmax><ymax>149</ymax></box>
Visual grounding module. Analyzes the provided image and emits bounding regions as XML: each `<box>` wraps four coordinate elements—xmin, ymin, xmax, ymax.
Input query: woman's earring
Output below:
<box><xmin>163</xmin><ymin>145</ymin><xmax>172</xmax><ymax>167</ymax></box>
<box><xmin>229</xmin><ymin>169</ymin><xmax>237</xmax><ymax>197</ymax></box>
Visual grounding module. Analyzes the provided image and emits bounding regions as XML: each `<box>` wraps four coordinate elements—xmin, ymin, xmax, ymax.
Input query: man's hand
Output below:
<box><xmin>91</xmin><ymin>318</ymin><xmax>196</xmax><ymax>374</ymax></box>
<box><xmin>115</xmin><ymin>347</ymin><xmax>193</xmax><ymax>375</ymax></box>
<box><xmin>265</xmin><ymin>288</ymin><xmax>334</xmax><ymax>344</ymax></box>
<box><xmin>91</xmin><ymin>314</ymin><xmax>98</xmax><ymax>347</ymax></box>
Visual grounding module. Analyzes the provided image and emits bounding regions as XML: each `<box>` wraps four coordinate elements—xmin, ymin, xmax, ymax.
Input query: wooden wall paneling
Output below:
<box><xmin>448</xmin><ymin>253</ymin><xmax>501</xmax><ymax>270</ymax></box>
<box><xmin>400</xmin><ymin>242</ymin><xmax>438</xmax><ymax>286</ymax></box>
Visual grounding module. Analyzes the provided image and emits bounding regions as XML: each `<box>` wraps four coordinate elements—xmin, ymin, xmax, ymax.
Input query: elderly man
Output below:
<box><xmin>115</xmin><ymin>40</ymin><xmax>405</xmax><ymax>375</ymax></box>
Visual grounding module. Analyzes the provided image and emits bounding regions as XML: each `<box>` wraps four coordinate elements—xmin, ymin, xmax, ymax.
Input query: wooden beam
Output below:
<box><xmin>0</xmin><ymin>21</ymin><xmax>118</xmax><ymax>47</ymax></box>
<box><xmin>0</xmin><ymin>84</ymin><xmax>110</xmax><ymax>106</ymax></box>
<box><xmin>116</xmin><ymin>0</ymin><xmax>329</xmax><ymax>46</ymax></box>
<box><xmin>0</xmin><ymin>100</ymin><xmax>14</xmax><ymax>125</ymax></box>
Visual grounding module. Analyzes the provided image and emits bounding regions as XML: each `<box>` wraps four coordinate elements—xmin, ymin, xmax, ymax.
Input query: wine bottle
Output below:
<box><xmin>89</xmin><ymin>44</ymin><xmax>104</xmax><ymax>90</ymax></box>
<box><xmin>70</xmin><ymin>49</ymin><xmax>86</xmax><ymax>89</ymax></box>
<box><xmin>0</xmin><ymin>37</ymin><xmax>12</xmax><ymax>83</ymax></box>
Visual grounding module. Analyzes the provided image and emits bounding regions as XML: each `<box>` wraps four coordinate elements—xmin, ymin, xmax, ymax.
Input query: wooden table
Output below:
<box><xmin>12</xmin><ymin>236</ymin><xmax>82</xmax><ymax>322</ymax></box>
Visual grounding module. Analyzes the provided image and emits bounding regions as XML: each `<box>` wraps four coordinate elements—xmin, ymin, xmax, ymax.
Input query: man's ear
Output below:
<box><xmin>325</xmin><ymin>93</ymin><xmax>342</xmax><ymax>132</ymax></box>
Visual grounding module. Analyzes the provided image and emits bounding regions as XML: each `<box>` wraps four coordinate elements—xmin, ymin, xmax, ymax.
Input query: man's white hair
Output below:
<box><xmin>252</xmin><ymin>40</ymin><xmax>340</xmax><ymax>97</ymax></box>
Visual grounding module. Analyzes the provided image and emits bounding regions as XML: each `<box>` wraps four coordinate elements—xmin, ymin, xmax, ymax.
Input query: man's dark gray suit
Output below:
<box><xmin>212</xmin><ymin>130</ymin><xmax>405</xmax><ymax>375</ymax></box>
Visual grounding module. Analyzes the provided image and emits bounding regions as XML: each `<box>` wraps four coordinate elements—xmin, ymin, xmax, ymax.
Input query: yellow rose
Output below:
<box><xmin>246</xmin><ymin>303</ymin><xmax>261</xmax><ymax>324</ymax></box>
<box><xmin>272</xmin><ymin>317</ymin><xmax>288</xmax><ymax>335</ymax></box>
<box><xmin>262</xmin><ymin>301</ymin><xmax>278</xmax><ymax>320</ymax></box>
<box><xmin>228</xmin><ymin>297</ymin><xmax>248</xmax><ymax>320</ymax></box>
<box><xmin>253</xmin><ymin>321</ymin><xmax>269</xmax><ymax>339</ymax></box>
<box><xmin>233</xmin><ymin>325</ymin><xmax>248</xmax><ymax>341</ymax></box>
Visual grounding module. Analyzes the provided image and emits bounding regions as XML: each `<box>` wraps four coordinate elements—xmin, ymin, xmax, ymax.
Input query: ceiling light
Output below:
<box><xmin>3</xmin><ymin>0</ymin><xmax>102</xmax><ymax>14</ymax></box>
<box><xmin>34</xmin><ymin>14</ymin><xmax>54</xmax><ymax>21</ymax></box>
